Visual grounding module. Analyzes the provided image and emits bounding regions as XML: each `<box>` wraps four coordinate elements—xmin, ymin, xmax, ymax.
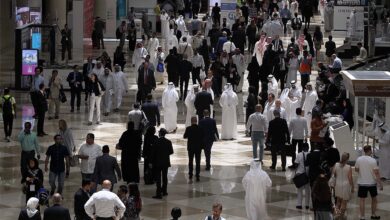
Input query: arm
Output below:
<box><xmin>65</xmin><ymin>156</ymin><xmax>70</xmax><ymax>176</ymax></box>
<box><xmin>45</xmin><ymin>155</ymin><xmax>50</xmax><ymax>172</ymax></box>
<box><xmin>246</xmin><ymin>116</ymin><xmax>252</xmax><ymax>131</ymax></box>
<box><xmin>183</xmin><ymin>128</ymin><xmax>189</xmax><ymax>139</ymax></box>
<box><xmin>84</xmin><ymin>197</ymin><xmax>95</xmax><ymax>219</ymax></box>
<box><xmin>115</xmin><ymin>196</ymin><xmax>126</xmax><ymax>218</ymax></box>
<box><xmin>34</xmin><ymin>136</ymin><xmax>40</xmax><ymax>155</ymax></box>
<box><xmin>348</xmin><ymin>166</ymin><xmax>354</xmax><ymax>192</ymax></box>
<box><xmin>114</xmin><ymin>159</ymin><xmax>122</xmax><ymax>180</ymax></box>
<box><xmin>373</xmin><ymin>168</ymin><xmax>383</xmax><ymax>190</ymax></box>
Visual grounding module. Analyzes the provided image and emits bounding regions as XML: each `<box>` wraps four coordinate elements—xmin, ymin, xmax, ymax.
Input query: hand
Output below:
<box><xmin>379</xmin><ymin>184</ymin><xmax>384</xmax><ymax>191</ymax></box>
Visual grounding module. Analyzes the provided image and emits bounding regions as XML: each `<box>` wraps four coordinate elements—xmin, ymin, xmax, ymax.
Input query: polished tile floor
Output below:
<box><xmin>1</xmin><ymin>18</ymin><xmax>389</xmax><ymax>220</ymax></box>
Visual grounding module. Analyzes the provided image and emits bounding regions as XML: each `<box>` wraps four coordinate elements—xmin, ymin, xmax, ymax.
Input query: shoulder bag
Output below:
<box><xmin>292</xmin><ymin>152</ymin><xmax>309</xmax><ymax>188</ymax></box>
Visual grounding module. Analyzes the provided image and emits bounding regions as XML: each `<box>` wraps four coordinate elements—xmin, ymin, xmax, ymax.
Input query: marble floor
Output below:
<box><xmin>1</xmin><ymin>17</ymin><xmax>390</xmax><ymax>220</ymax></box>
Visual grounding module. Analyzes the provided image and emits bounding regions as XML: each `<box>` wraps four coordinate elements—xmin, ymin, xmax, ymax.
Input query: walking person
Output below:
<box><xmin>61</xmin><ymin>24</ymin><xmax>72</xmax><ymax>61</ymax></box>
<box><xmin>0</xmin><ymin>88</ymin><xmax>16</xmax><ymax>142</ymax></box>
<box><xmin>18</xmin><ymin>197</ymin><xmax>41</xmax><ymax>220</ymax></box>
<box><xmin>312</xmin><ymin>175</ymin><xmax>334</xmax><ymax>220</ymax></box>
<box><xmin>191</xmin><ymin>50</ymin><xmax>205</xmax><ymax>86</ymax></box>
<box><xmin>294</xmin><ymin>143</ymin><xmax>310</xmax><ymax>210</ymax></box>
<box><xmin>86</xmin><ymin>74</ymin><xmax>105</xmax><ymax>125</ymax></box>
<box><xmin>291</xmin><ymin>13</ymin><xmax>302</xmax><ymax>40</ymax></box>
<box><xmin>45</xmin><ymin>134</ymin><xmax>70</xmax><ymax>195</ymax></box>
<box><xmin>246</xmin><ymin>104</ymin><xmax>268</xmax><ymax>162</ymax></box>
<box><xmin>18</xmin><ymin>122</ymin><xmax>40</xmax><ymax>176</ymax></box>
<box><xmin>94</xmin><ymin>17</ymin><xmax>105</xmax><ymax>49</ymax></box>
<box><xmin>30</xmin><ymin>67</ymin><xmax>44</xmax><ymax>118</ymax></box>
<box><xmin>184</xmin><ymin>117</ymin><xmax>203</xmax><ymax>182</ymax></box>
<box><xmin>137</xmin><ymin>61</ymin><xmax>156</xmax><ymax>103</ymax></box>
<box><xmin>142</xmin><ymin>126</ymin><xmax>159</xmax><ymax>185</ymax></box>
<box><xmin>83</xmin><ymin>57</ymin><xmax>95</xmax><ymax>103</ymax></box>
<box><xmin>141</xmin><ymin>94</ymin><xmax>160</xmax><ymax>127</ymax></box>
<box><xmin>313</xmin><ymin>26</ymin><xmax>323</xmax><ymax>60</ymax></box>
<box><xmin>151</xmin><ymin>128</ymin><xmax>174</xmax><ymax>199</ymax></box>
<box><xmin>92</xmin><ymin>145</ymin><xmax>122</xmax><ymax>190</ymax></box>
<box><xmin>67</xmin><ymin>65</ymin><xmax>83</xmax><ymax>112</ymax></box>
<box><xmin>48</xmin><ymin>70</ymin><xmax>62</xmax><ymax>120</ymax></box>
<box><xmin>118</xmin><ymin>122</ymin><xmax>142</xmax><ymax>184</ymax></box>
<box><xmin>288</xmin><ymin>108</ymin><xmax>308</xmax><ymax>169</ymax></box>
<box><xmin>74</xmin><ymin>180</ymin><xmax>92</xmax><ymax>220</ymax></box>
<box><xmin>162</xmin><ymin>82</ymin><xmax>179</xmax><ymax>133</ymax></box>
<box><xmin>58</xmin><ymin>119</ymin><xmax>76</xmax><ymax>160</ymax></box>
<box><xmin>99</xmin><ymin>68</ymin><xmax>114</xmax><ymax>116</ymax></box>
<box><xmin>355</xmin><ymin>145</ymin><xmax>383</xmax><ymax>220</ymax></box>
<box><xmin>122</xmin><ymin>183</ymin><xmax>142</xmax><ymax>220</ymax></box>
<box><xmin>199</xmin><ymin>110</ymin><xmax>219</xmax><ymax>170</ymax></box>
<box><xmin>36</xmin><ymin>83</ymin><xmax>48</xmax><ymax>136</ymax></box>
<box><xmin>78</xmin><ymin>133</ymin><xmax>102</xmax><ymax>182</ymax></box>
<box><xmin>21</xmin><ymin>158</ymin><xmax>43</xmax><ymax>203</ymax></box>
<box><xmin>43</xmin><ymin>193</ymin><xmax>71</xmax><ymax>220</ymax></box>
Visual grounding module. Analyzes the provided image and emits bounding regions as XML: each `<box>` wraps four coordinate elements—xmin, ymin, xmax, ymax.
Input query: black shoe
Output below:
<box><xmin>371</xmin><ymin>216</ymin><xmax>380</xmax><ymax>219</ymax></box>
<box><xmin>282</xmin><ymin>168</ymin><xmax>286</xmax><ymax>171</ymax></box>
<box><xmin>205</xmin><ymin>167</ymin><xmax>210</xmax><ymax>171</ymax></box>
<box><xmin>296</xmin><ymin>206</ymin><xmax>302</xmax><ymax>210</ymax></box>
<box><xmin>269</xmin><ymin>166</ymin><xmax>275</xmax><ymax>170</ymax></box>
<box><xmin>288</xmin><ymin>165</ymin><xmax>296</xmax><ymax>169</ymax></box>
<box><xmin>70</xmin><ymin>109</ymin><xmax>74</xmax><ymax>113</ymax></box>
<box><xmin>162</xmin><ymin>192</ymin><xmax>168</xmax><ymax>196</ymax></box>
<box><xmin>152</xmin><ymin>195</ymin><xmax>162</xmax><ymax>199</ymax></box>
<box><xmin>196</xmin><ymin>176</ymin><xmax>200</xmax><ymax>182</ymax></box>
<box><xmin>305</xmin><ymin>206</ymin><xmax>310</xmax><ymax>210</ymax></box>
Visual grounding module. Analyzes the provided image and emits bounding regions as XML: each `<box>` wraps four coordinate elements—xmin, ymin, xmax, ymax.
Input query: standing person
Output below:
<box><xmin>198</xmin><ymin>40</ymin><xmax>210</xmax><ymax>74</ymax></box>
<box><xmin>246</xmin><ymin>104</ymin><xmax>268</xmax><ymax>161</ymax></box>
<box><xmin>74</xmin><ymin>180</ymin><xmax>92</xmax><ymax>220</ymax></box>
<box><xmin>132</xmin><ymin>42</ymin><xmax>148</xmax><ymax>73</ymax></box>
<box><xmin>151</xmin><ymin>128</ymin><xmax>174</xmax><ymax>199</ymax></box>
<box><xmin>43</xmin><ymin>193</ymin><xmax>71</xmax><ymax>220</ymax></box>
<box><xmin>83</xmin><ymin>57</ymin><xmax>95</xmax><ymax>103</ymax></box>
<box><xmin>178</xmin><ymin>37</ymin><xmax>194</xmax><ymax>60</ymax></box>
<box><xmin>0</xmin><ymin>88</ymin><xmax>16</xmax><ymax>141</ymax></box>
<box><xmin>94</xmin><ymin>17</ymin><xmax>105</xmax><ymax>49</ymax></box>
<box><xmin>325</xmin><ymin>35</ymin><xmax>336</xmax><ymax>63</ymax></box>
<box><xmin>21</xmin><ymin>158</ymin><xmax>43</xmax><ymax>203</ymax></box>
<box><xmin>45</xmin><ymin>134</ymin><xmax>70</xmax><ymax>195</ymax></box>
<box><xmin>305</xmin><ymin>144</ymin><xmax>322</xmax><ymax>187</ymax></box>
<box><xmin>355</xmin><ymin>145</ymin><xmax>383</xmax><ymax>220</ymax></box>
<box><xmin>67</xmin><ymin>65</ymin><xmax>83</xmax><ymax>112</ymax></box>
<box><xmin>247</xmin><ymin>57</ymin><xmax>260</xmax><ymax>96</ymax></box>
<box><xmin>142</xmin><ymin>126</ymin><xmax>159</xmax><ymax>185</ymax></box>
<box><xmin>212</xmin><ymin>3</ymin><xmax>221</xmax><ymax>25</ymax></box>
<box><xmin>286</xmin><ymin>52</ymin><xmax>299</xmax><ymax>88</ymax></box>
<box><xmin>185</xmin><ymin>85</ymin><xmax>199</xmax><ymax>127</ymax></box>
<box><xmin>179</xmin><ymin>55</ymin><xmax>193</xmax><ymax>100</ymax></box>
<box><xmin>84</xmin><ymin>180</ymin><xmax>126</xmax><ymax>219</ymax></box>
<box><xmin>291</xmin><ymin>13</ymin><xmax>302</xmax><ymax>40</ymax></box>
<box><xmin>310</xmin><ymin>114</ymin><xmax>326</xmax><ymax>150</ymax></box>
<box><xmin>298</xmin><ymin>50</ymin><xmax>312</xmax><ymax>91</ymax></box>
<box><xmin>184</xmin><ymin>117</ymin><xmax>203</xmax><ymax>182</ymax></box>
<box><xmin>148</xmin><ymin>33</ymin><xmax>159</xmax><ymax>63</ymax></box>
<box><xmin>61</xmin><ymin>24</ymin><xmax>72</xmax><ymax>61</ymax></box>
<box><xmin>117</xmin><ymin>21</ymin><xmax>127</xmax><ymax>49</ymax></box>
<box><xmin>30</xmin><ymin>66</ymin><xmax>44</xmax><ymax>118</ymax></box>
<box><xmin>280</xmin><ymin>5</ymin><xmax>292</xmax><ymax>35</ymax></box>
<box><xmin>199</xmin><ymin>110</ymin><xmax>219</xmax><ymax>171</ymax></box>
<box><xmin>245</xmin><ymin>86</ymin><xmax>259</xmax><ymax>131</ymax></box>
<box><xmin>294</xmin><ymin>143</ymin><xmax>310</xmax><ymax>210</ymax></box>
<box><xmin>224</xmin><ymin>57</ymin><xmax>239</xmax><ymax>91</ymax></box>
<box><xmin>219</xmin><ymin>83</ymin><xmax>238</xmax><ymax>140</ymax></box>
<box><xmin>377</xmin><ymin>123</ymin><xmax>390</xmax><ymax>180</ymax></box>
<box><xmin>18</xmin><ymin>122</ymin><xmax>40</xmax><ymax>176</ymax></box>
<box><xmin>333</xmin><ymin>153</ymin><xmax>354</xmax><ymax>218</ymax></box>
<box><xmin>36</xmin><ymin>83</ymin><xmax>48</xmax><ymax>136</ymax></box>
<box><xmin>86</xmin><ymin>74</ymin><xmax>105</xmax><ymax>125</ymax></box>
<box><xmin>48</xmin><ymin>70</ymin><xmax>62</xmax><ymax>120</ymax></box>
<box><xmin>204</xmin><ymin>202</ymin><xmax>225</xmax><ymax>220</ymax></box>
<box><xmin>99</xmin><ymin>68</ymin><xmax>114</xmax><ymax>116</ymax></box>
<box><xmin>340</xmin><ymin>98</ymin><xmax>354</xmax><ymax>130</ymax></box>
<box><xmin>118</xmin><ymin>122</ymin><xmax>142</xmax><ymax>184</ymax></box>
<box><xmin>242</xmin><ymin>161</ymin><xmax>272</xmax><ymax>220</ymax></box>
<box><xmin>302</xmin><ymin>84</ymin><xmax>318</xmax><ymax>133</ymax></box>
<box><xmin>194</xmin><ymin>87</ymin><xmax>213</xmax><ymax>119</ymax></box>
<box><xmin>18</xmin><ymin>197</ymin><xmax>41</xmax><ymax>220</ymax></box>
<box><xmin>191</xmin><ymin>50</ymin><xmax>205</xmax><ymax>86</ymax></box>
<box><xmin>162</xmin><ymin>82</ymin><xmax>179</xmax><ymax>133</ymax></box>
<box><xmin>288</xmin><ymin>108</ymin><xmax>308</xmax><ymax>169</ymax></box>
<box><xmin>127</xmin><ymin>23</ymin><xmax>137</xmax><ymax>51</ymax></box>
<box><xmin>154</xmin><ymin>46</ymin><xmax>165</xmax><ymax>85</ymax></box>
<box><xmin>312</xmin><ymin>175</ymin><xmax>334</xmax><ymax>220</ymax></box>
<box><xmin>112</xmin><ymin>64</ymin><xmax>128</xmax><ymax>112</ymax></box>
<box><xmin>303</xmin><ymin>28</ymin><xmax>315</xmax><ymax>57</ymax></box>
<box><xmin>141</xmin><ymin>94</ymin><xmax>160</xmax><ymax>127</ymax></box>
<box><xmin>78</xmin><ymin>133</ymin><xmax>102</xmax><ymax>182</ymax></box>
<box><xmin>313</xmin><ymin>26</ymin><xmax>323</xmax><ymax>59</ymax></box>
<box><xmin>232</xmin><ymin>49</ymin><xmax>245</xmax><ymax>92</ymax></box>
<box><xmin>267</xmin><ymin>110</ymin><xmax>290</xmax><ymax>171</ymax></box>
<box><xmin>246</xmin><ymin>21</ymin><xmax>257</xmax><ymax>54</ymax></box>
<box><xmin>92</xmin><ymin>145</ymin><xmax>121</xmax><ymax>190</ymax></box>
<box><xmin>137</xmin><ymin>61</ymin><xmax>156</xmax><ymax>103</ymax></box>
<box><xmin>160</xmin><ymin>10</ymin><xmax>170</xmax><ymax>39</ymax></box>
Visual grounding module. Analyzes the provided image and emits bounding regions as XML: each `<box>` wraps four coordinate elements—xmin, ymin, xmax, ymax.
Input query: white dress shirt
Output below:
<box><xmin>84</xmin><ymin>189</ymin><xmax>126</xmax><ymax>219</ymax></box>
<box><xmin>246</xmin><ymin>112</ymin><xmax>268</xmax><ymax>132</ymax></box>
<box><xmin>78</xmin><ymin>143</ymin><xmax>102</xmax><ymax>174</ymax></box>
<box><xmin>192</xmin><ymin>54</ymin><xmax>205</xmax><ymax>68</ymax></box>
<box><xmin>289</xmin><ymin>115</ymin><xmax>308</xmax><ymax>140</ymax></box>
<box><xmin>222</xmin><ymin>41</ymin><xmax>236</xmax><ymax>53</ymax></box>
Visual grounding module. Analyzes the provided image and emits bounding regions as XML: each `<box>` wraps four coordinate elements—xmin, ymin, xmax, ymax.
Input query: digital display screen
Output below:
<box><xmin>32</xmin><ymin>33</ymin><xmax>41</xmax><ymax>50</ymax></box>
<box><xmin>22</xmin><ymin>49</ymin><xmax>38</xmax><ymax>76</ymax></box>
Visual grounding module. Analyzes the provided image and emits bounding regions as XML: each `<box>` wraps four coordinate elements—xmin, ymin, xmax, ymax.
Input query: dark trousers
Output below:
<box><xmin>271</xmin><ymin>144</ymin><xmax>286</xmax><ymax>168</ymax></box>
<box><xmin>282</xmin><ymin>18</ymin><xmax>289</xmax><ymax>34</ymax></box>
<box><xmin>37</xmin><ymin>111</ymin><xmax>46</xmax><ymax>134</ymax></box>
<box><xmin>21</xmin><ymin>150</ymin><xmax>35</xmax><ymax>175</ymax></box>
<box><xmin>137</xmin><ymin>87</ymin><xmax>152</xmax><ymax>103</ymax></box>
<box><xmin>3</xmin><ymin>114</ymin><xmax>13</xmax><ymax>137</ymax></box>
<box><xmin>70</xmin><ymin>88</ymin><xmax>81</xmax><ymax>110</ymax></box>
<box><xmin>96</xmin><ymin>217</ymin><xmax>113</xmax><ymax>220</ymax></box>
<box><xmin>301</xmin><ymin>74</ymin><xmax>310</xmax><ymax>92</ymax></box>
<box><xmin>192</xmin><ymin>67</ymin><xmax>202</xmax><ymax>85</ymax></box>
<box><xmin>168</xmin><ymin>72</ymin><xmax>179</xmax><ymax>87</ymax></box>
<box><xmin>180</xmin><ymin>77</ymin><xmax>189</xmax><ymax>99</ymax></box>
<box><xmin>96</xmin><ymin>33</ymin><xmax>105</xmax><ymax>49</ymax></box>
<box><xmin>203</xmin><ymin>142</ymin><xmax>214</xmax><ymax>169</ymax></box>
<box><xmin>212</xmin><ymin>76</ymin><xmax>222</xmax><ymax>96</ymax></box>
<box><xmin>188</xmin><ymin>150</ymin><xmax>201</xmax><ymax>178</ymax></box>
<box><xmin>291</xmin><ymin>139</ymin><xmax>304</xmax><ymax>164</ymax></box>
<box><xmin>61</xmin><ymin>43</ymin><xmax>72</xmax><ymax>60</ymax></box>
<box><xmin>30</xmin><ymin>91</ymin><xmax>38</xmax><ymax>116</ymax></box>
<box><xmin>154</xmin><ymin>167</ymin><xmax>168</xmax><ymax>196</ymax></box>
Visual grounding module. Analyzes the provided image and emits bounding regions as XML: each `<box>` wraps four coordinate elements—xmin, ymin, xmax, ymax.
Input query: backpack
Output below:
<box><xmin>2</xmin><ymin>96</ymin><xmax>13</xmax><ymax>115</ymax></box>
<box><xmin>292</xmin><ymin>18</ymin><xmax>302</xmax><ymax>30</ymax></box>
<box><xmin>37</xmin><ymin>188</ymin><xmax>49</xmax><ymax>207</ymax></box>
<box><xmin>124</xmin><ymin>196</ymin><xmax>141</xmax><ymax>218</ymax></box>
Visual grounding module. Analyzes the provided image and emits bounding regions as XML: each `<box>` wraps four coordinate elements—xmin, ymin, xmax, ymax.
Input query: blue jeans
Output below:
<box><xmin>49</xmin><ymin>171</ymin><xmax>65</xmax><ymax>194</ymax></box>
<box><xmin>251</xmin><ymin>131</ymin><xmax>265</xmax><ymax>160</ymax></box>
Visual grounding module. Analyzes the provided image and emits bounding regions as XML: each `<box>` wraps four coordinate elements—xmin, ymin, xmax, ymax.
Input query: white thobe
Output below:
<box><xmin>264</xmin><ymin>101</ymin><xmax>275</xmax><ymax>122</ymax></box>
<box><xmin>232</xmin><ymin>54</ymin><xmax>245</xmax><ymax>92</ymax></box>
<box><xmin>98</xmin><ymin>73</ymin><xmax>114</xmax><ymax>113</ymax></box>
<box><xmin>91</xmin><ymin>67</ymin><xmax>104</xmax><ymax>78</ymax></box>
<box><xmin>268</xmin><ymin>81</ymin><xmax>278</xmax><ymax>97</ymax></box>
<box><xmin>289</xmin><ymin>87</ymin><xmax>302</xmax><ymax>103</ymax></box>
<box><xmin>302</xmin><ymin>90</ymin><xmax>318</xmax><ymax>135</ymax></box>
<box><xmin>219</xmin><ymin>89</ymin><xmax>238</xmax><ymax>139</ymax></box>
<box><xmin>162</xmin><ymin>86</ymin><xmax>179</xmax><ymax>132</ymax></box>
<box><xmin>283</xmin><ymin>97</ymin><xmax>301</xmax><ymax>123</ymax></box>
<box><xmin>160</xmin><ymin>13</ymin><xmax>170</xmax><ymax>39</ymax></box>
<box><xmin>166</xmin><ymin>30</ymin><xmax>179</xmax><ymax>51</ymax></box>
<box><xmin>378</xmin><ymin>130</ymin><xmax>390</xmax><ymax>179</ymax></box>
<box><xmin>222</xmin><ymin>41</ymin><xmax>236</xmax><ymax>54</ymax></box>
<box><xmin>185</xmin><ymin>91</ymin><xmax>197</xmax><ymax>127</ymax></box>
<box><xmin>176</xmin><ymin>18</ymin><xmax>187</xmax><ymax>34</ymax></box>
<box><xmin>253</xmin><ymin>40</ymin><xmax>267</xmax><ymax>66</ymax></box>
<box><xmin>290</xmin><ymin>1</ymin><xmax>299</xmax><ymax>17</ymax></box>
<box><xmin>324</xmin><ymin>4</ymin><xmax>334</xmax><ymax>32</ymax></box>
<box><xmin>287</xmin><ymin>58</ymin><xmax>298</xmax><ymax>88</ymax></box>
<box><xmin>349</xmin><ymin>12</ymin><xmax>357</xmax><ymax>37</ymax></box>
<box><xmin>132</xmin><ymin>47</ymin><xmax>148</xmax><ymax>77</ymax></box>
<box><xmin>112</xmin><ymin>71</ymin><xmax>128</xmax><ymax>109</ymax></box>
<box><xmin>148</xmin><ymin>37</ymin><xmax>159</xmax><ymax>64</ymax></box>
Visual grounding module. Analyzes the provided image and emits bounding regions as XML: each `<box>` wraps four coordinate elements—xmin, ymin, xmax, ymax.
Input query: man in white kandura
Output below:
<box><xmin>162</xmin><ymin>82</ymin><xmax>179</xmax><ymax>133</ymax></box>
<box><xmin>99</xmin><ymin>68</ymin><xmax>114</xmax><ymax>116</ymax></box>
<box><xmin>160</xmin><ymin>10</ymin><xmax>170</xmax><ymax>39</ymax></box>
<box><xmin>132</xmin><ymin>42</ymin><xmax>148</xmax><ymax>76</ymax></box>
<box><xmin>147</xmin><ymin>33</ymin><xmax>159</xmax><ymax>64</ymax></box>
<box><xmin>242</xmin><ymin>161</ymin><xmax>272</xmax><ymax>220</ymax></box>
<box><xmin>112</xmin><ymin>65</ymin><xmax>128</xmax><ymax>112</ymax></box>
<box><xmin>267</xmin><ymin>74</ymin><xmax>278</xmax><ymax>97</ymax></box>
<box><xmin>91</xmin><ymin>61</ymin><xmax>104</xmax><ymax>77</ymax></box>
<box><xmin>219</xmin><ymin>83</ymin><xmax>238</xmax><ymax>140</ymax></box>
<box><xmin>302</xmin><ymin>83</ymin><xmax>318</xmax><ymax>133</ymax></box>
<box><xmin>377</xmin><ymin>123</ymin><xmax>390</xmax><ymax>180</ymax></box>
<box><xmin>232</xmin><ymin>48</ymin><xmax>245</xmax><ymax>92</ymax></box>
<box><xmin>185</xmin><ymin>85</ymin><xmax>199</xmax><ymax>127</ymax></box>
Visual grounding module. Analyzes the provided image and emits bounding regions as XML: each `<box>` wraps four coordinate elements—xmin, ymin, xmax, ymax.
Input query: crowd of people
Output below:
<box><xmin>5</xmin><ymin>0</ymin><xmax>387</xmax><ymax>220</ymax></box>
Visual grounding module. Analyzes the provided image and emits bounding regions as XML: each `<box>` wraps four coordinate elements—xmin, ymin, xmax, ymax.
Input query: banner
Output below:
<box><xmin>220</xmin><ymin>0</ymin><xmax>236</xmax><ymax>25</ymax></box>
<box><xmin>22</xmin><ymin>49</ymin><xmax>38</xmax><ymax>76</ymax></box>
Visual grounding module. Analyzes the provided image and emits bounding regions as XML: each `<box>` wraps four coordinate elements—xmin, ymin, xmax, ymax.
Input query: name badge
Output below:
<box><xmin>30</xmin><ymin>184</ymin><xmax>35</xmax><ymax>192</ymax></box>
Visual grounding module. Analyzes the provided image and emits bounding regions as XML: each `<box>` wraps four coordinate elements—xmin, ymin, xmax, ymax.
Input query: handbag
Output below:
<box><xmin>139</xmin><ymin>111</ymin><xmax>150</xmax><ymax>135</ymax></box>
<box><xmin>59</xmin><ymin>86</ymin><xmax>67</xmax><ymax>103</ymax></box>
<box><xmin>157</xmin><ymin>62</ymin><xmax>164</xmax><ymax>72</ymax></box>
<box><xmin>69</xmin><ymin>155</ymin><xmax>80</xmax><ymax>167</ymax></box>
<box><xmin>292</xmin><ymin>152</ymin><xmax>309</xmax><ymax>188</ymax></box>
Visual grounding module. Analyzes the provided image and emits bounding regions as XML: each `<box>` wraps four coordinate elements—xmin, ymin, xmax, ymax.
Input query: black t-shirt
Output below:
<box><xmin>46</xmin><ymin>144</ymin><xmax>69</xmax><ymax>173</ymax></box>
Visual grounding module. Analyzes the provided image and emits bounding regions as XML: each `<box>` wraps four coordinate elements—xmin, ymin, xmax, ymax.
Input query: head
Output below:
<box><xmin>96</xmin><ymin>61</ymin><xmax>102</xmax><ymax>69</ymax></box>
<box><xmin>133</xmin><ymin>103</ymin><xmax>140</xmax><ymax>109</ymax></box>
<box><xmin>35</xmin><ymin>66</ymin><xmax>42</xmax><ymax>75</ymax></box>
<box><xmin>294</xmin><ymin>12</ymin><xmax>298</xmax><ymax>17</ymax></box>
<box><xmin>52</xmin><ymin>193</ymin><xmax>62</xmax><ymax>205</ymax></box>
<box><xmin>268</xmin><ymin>93</ymin><xmax>275</xmax><ymax>102</ymax></box>
<box><xmin>3</xmin><ymin>88</ymin><xmax>10</xmax><ymax>95</ymax></box>
<box><xmin>291</xmin><ymin>80</ymin><xmax>297</xmax><ymax>88</ymax></box>
<box><xmin>58</xmin><ymin>119</ymin><xmax>68</xmax><ymax>131</ymax></box>
<box><xmin>363</xmin><ymin>145</ymin><xmax>372</xmax><ymax>155</ymax></box>
<box><xmin>290</xmin><ymin>37</ymin><xmax>295</xmax><ymax>43</ymax></box>
<box><xmin>114</xmin><ymin>64</ymin><xmax>120</xmax><ymax>72</ymax></box>
<box><xmin>145</xmin><ymin>126</ymin><xmax>156</xmax><ymax>136</ymax></box>
<box><xmin>324</xmin><ymin>137</ymin><xmax>334</xmax><ymax>149</ymax></box>
<box><xmin>340</xmin><ymin>152</ymin><xmax>350</xmax><ymax>165</ymax></box>
<box><xmin>296</xmin><ymin>108</ymin><xmax>302</xmax><ymax>116</ymax></box>
<box><xmin>303</xmin><ymin>50</ymin><xmax>309</xmax><ymax>57</ymax></box>
<box><xmin>86</xmin><ymin>133</ymin><xmax>95</xmax><ymax>145</ymax></box>
<box><xmin>51</xmin><ymin>69</ymin><xmax>59</xmax><ymax>78</ymax></box>
<box><xmin>159</xmin><ymin>128</ymin><xmax>168</xmax><ymax>137</ymax></box>
<box><xmin>212</xmin><ymin>202</ymin><xmax>223</xmax><ymax>218</ymax></box>
<box><xmin>273</xmin><ymin>109</ymin><xmax>281</xmax><ymax>118</ymax></box>
<box><xmin>357</xmin><ymin>42</ymin><xmax>363</xmax><ymax>48</ymax></box>
<box><xmin>128</xmin><ymin>182</ymin><xmax>140</xmax><ymax>197</ymax></box>
<box><xmin>191</xmin><ymin>116</ymin><xmax>198</xmax><ymax>125</ymax></box>
<box><xmin>275</xmin><ymin>99</ymin><xmax>281</xmax><ymax>108</ymax></box>
<box><xmin>24</xmin><ymin>121</ymin><xmax>32</xmax><ymax>132</ymax></box>
<box><xmin>26</xmin><ymin>197</ymin><xmax>39</xmax><ymax>211</ymax></box>
<box><xmin>54</xmin><ymin>134</ymin><xmax>62</xmax><ymax>145</ymax></box>
<box><xmin>102</xmin><ymin>180</ymin><xmax>112</xmax><ymax>190</ymax></box>
<box><xmin>305</xmin><ymin>83</ymin><xmax>313</xmax><ymax>91</ymax></box>
<box><xmin>90</xmin><ymin>73</ymin><xmax>97</xmax><ymax>82</ymax></box>
<box><xmin>82</xmin><ymin>180</ymin><xmax>92</xmax><ymax>191</ymax></box>
<box><xmin>182</xmin><ymin>36</ymin><xmax>187</xmax><ymax>42</ymax></box>
<box><xmin>328</xmin><ymin>35</ymin><xmax>333</xmax><ymax>41</ymax></box>
<box><xmin>39</xmin><ymin>83</ymin><xmax>45</xmax><ymax>91</ymax></box>
<box><xmin>102</xmin><ymin>145</ymin><xmax>110</xmax><ymax>154</ymax></box>
<box><xmin>203</xmin><ymin>109</ymin><xmax>210</xmax><ymax>117</ymax></box>
<box><xmin>331</xmin><ymin>54</ymin><xmax>337</xmax><ymax>60</ymax></box>
<box><xmin>147</xmin><ymin>93</ymin><xmax>153</xmax><ymax>101</ymax></box>
<box><xmin>117</xmin><ymin>185</ymin><xmax>128</xmax><ymax>197</ymax></box>
<box><xmin>255</xmin><ymin>104</ymin><xmax>263</xmax><ymax>112</ymax></box>
<box><xmin>171</xmin><ymin>207</ymin><xmax>182</xmax><ymax>219</ymax></box>
<box><xmin>28</xmin><ymin>158</ymin><xmax>39</xmax><ymax>170</ymax></box>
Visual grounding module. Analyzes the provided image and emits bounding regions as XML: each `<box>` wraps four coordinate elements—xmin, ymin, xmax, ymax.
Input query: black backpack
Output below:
<box><xmin>2</xmin><ymin>96</ymin><xmax>13</xmax><ymax>115</ymax></box>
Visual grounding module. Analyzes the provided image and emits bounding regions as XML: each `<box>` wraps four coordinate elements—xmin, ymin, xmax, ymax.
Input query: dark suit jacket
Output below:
<box><xmin>179</xmin><ymin>60</ymin><xmax>193</xmax><ymax>79</ymax></box>
<box><xmin>66</xmin><ymin>71</ymin><xmax>83</xmax><ymax>90</ymax></box>
<box><xmin>36</xmin><ymin>90</ymin><xmax>48</xmax><ymax>112</ymax></box>
<box><xmin>184</xmin><ymin>124</ymin><xmax>203</xmax><ymax>152</ymax></box>
<box><xmin>137</xmin><ymin>66</ymin><xmax>156</xmax><ymax>90</ymax></box>
<box><xmin>74</xmin><ymin>188</ymin><xmax>91</xmax><ymax>220</ymax></box>
<box><xmin>305</xmin><ymin>150</ymin><xmax>322</xmax><ymax>185</ymax></box>
<box><xmin>152</xmin><ymin>137</ymin><xmax>174</xmax><ymax>168</ymax></box>
<box><xmin>93</xmin><ymin>154</ymin><xmax>121</xmax><ymax>184</ymax></box>
<box><xmin>194</xmin><ymin>91</ymin><xmax>213</xmax><ymax>116</ymax></box>
<box><xmin>267</xmin><ymin>117</ymin><xmax>290</xmax><ymax>145</ymax></box>
<box><xmin>141</xmin><ymin>101</ymin><xmax>160</xmax><ymax>126</ymax></box>
<box><xmin>199</xmin><ymin>117</ymin><xmax>219</xmax><ymax>144</ymax></box>
<box><xmin>43</xmin><ymin>204</ymin><xmax>71</xmax><ymax>220</ymax></box>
